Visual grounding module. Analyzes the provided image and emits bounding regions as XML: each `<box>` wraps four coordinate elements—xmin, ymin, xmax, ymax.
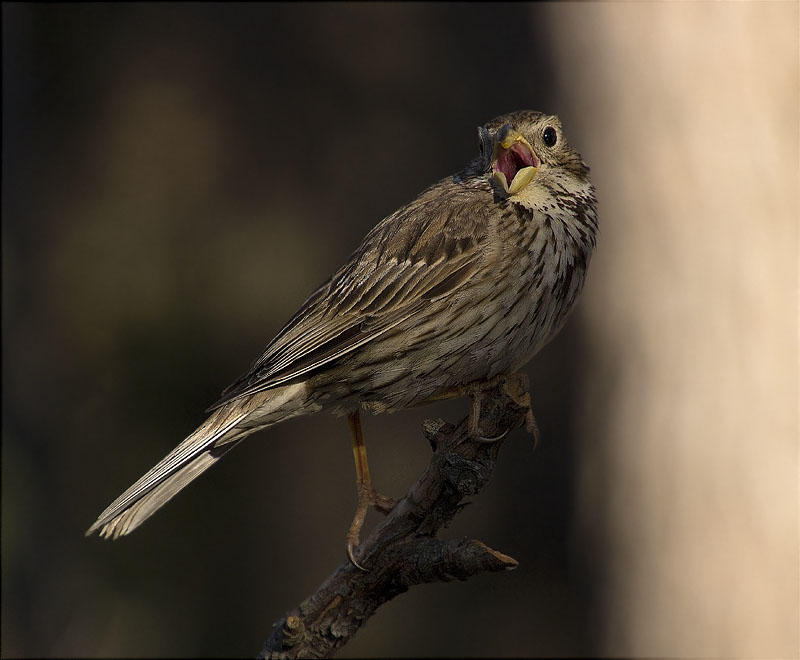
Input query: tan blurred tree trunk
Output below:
<box><xmin>543</xmin><ymin>3</ymin><xmax>798</xmax><ymax>657</ymax></box>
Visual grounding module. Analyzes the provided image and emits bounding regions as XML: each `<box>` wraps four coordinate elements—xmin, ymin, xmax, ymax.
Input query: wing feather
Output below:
<box><xmin>208</xmin><ymin>183</ymin><xmax>492</xmax><ymax>410</ymax></box>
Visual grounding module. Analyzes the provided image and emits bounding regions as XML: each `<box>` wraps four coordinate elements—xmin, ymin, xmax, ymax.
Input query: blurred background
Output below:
<box><xmin>2</xmin><ymin>3</ymin><xmax>797</xmax><ymax>658</ymax></box>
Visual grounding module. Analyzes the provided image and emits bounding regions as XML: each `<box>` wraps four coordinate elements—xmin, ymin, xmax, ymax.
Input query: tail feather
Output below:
<box><xmin>89</xmin><ymin>442</ymin><xmax>237</xmax><ymax>539</ymax></box>
<box><xmin>86</xmin><ymin>382</ymin><xmax>315</xmax><ymax>538</ymax></box>
<box><xmin>86</xmin><ymin>406</ymin><xmax>247</xmax><ymax>538</ymax></box>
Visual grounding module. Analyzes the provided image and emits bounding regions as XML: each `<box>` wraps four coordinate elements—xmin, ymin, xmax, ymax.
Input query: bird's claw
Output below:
<box><xmin>473</xmin><ymin>426</ymin><xmax>511</xmax><ymax>443</ymax></box>
<box><xmin>346</xmin><ymin>539</ymin><xmax>367</xmax><ymax>572</ymax></box>
<box><xmin>465</xmin><ymin>372</ymin><xmax>540</xmax><ymax>448</ymax></box>
<box><xmin>466</xmin><ymin>379</ymin><xmax>514</xmax><ymax>442</ymax></box>
<box><xmin>345</xmin><ymin>486</ymin><xmax>396</xmax><ymax>571</ymax></box>
<box><xmin>525</xmin><ymin>408</ymin><xmax>540</xmax><ymax>450</ymax></box>
<box><xmin>502</xmin><ymin>372</ymin><xmax>540</xmax><ymax>450</ymax></box>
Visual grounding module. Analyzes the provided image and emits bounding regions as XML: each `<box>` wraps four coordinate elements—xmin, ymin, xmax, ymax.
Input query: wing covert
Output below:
<box><xmin>208</xmin><ymin>184</ymin><xmax>492</xmax><ymax>410</ymax></box>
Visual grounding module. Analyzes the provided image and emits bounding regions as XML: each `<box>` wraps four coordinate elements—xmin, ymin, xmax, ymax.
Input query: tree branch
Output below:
<box><xmin>260</xmin><ymin>376</ymin><xmax>531</xmax><ymax>659</ymax></box>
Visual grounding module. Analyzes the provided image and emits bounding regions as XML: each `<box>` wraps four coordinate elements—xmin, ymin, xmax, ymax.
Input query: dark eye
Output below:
<box><xmin>543</xmin><ymin>126</ymin><xmax>557</xmax><ymax>147</ymax></box>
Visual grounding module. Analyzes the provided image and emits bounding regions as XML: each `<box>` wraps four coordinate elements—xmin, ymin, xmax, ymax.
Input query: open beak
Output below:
<box><xmin>491</xmin><ymin>124</ymin><xmax>539</xmax><ymax>195</ymax></box>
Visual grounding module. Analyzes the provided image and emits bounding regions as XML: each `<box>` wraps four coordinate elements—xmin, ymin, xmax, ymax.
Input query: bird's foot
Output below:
<box><xmin>499</xmin><ymin>372</ymin><xmax>540</xmax><ymax>449</ymax></box>
<box><xmin>346</xmin><ymin>485</ymin><xmax>397</xmax><ymax>571</ymax></box>
<box><xmin>465</xmin><ymin>381</ymin><xmax>508</xmax><ymax>442</ymax></box>
<box><xmin>465</xmin><ymin>373</ymin><xmax>540</xmax><ymax>448</ymax></box>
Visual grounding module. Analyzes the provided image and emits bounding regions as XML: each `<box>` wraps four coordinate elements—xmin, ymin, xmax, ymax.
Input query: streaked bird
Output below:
<box><xmin>87</xmin><ymin>110</ymin><xmax>597</xmax><ymax>568</ymax></box>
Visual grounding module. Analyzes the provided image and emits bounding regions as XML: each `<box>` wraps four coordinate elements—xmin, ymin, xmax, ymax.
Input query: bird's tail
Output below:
<box><xmin>86</xmin><ymin>381</ymin><xmax>315</xmax><ymax>539</ymax></box>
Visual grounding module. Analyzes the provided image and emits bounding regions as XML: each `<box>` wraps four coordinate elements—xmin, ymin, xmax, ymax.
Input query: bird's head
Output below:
<box><xmin>472</xmin><ymin>110</ymin><xmax>592</xmax><ymax>207</ymax></box>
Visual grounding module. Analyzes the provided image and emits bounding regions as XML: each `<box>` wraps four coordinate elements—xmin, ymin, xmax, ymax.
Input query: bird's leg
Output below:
<box><xmin>463</xmin><ymin>382</ymin><xmax>506</xmax><ymax>442</ymax></box>
<box><xmin>426</xmin><ymin>380</ymin><xmax>511</xmax><ymax>442</ymax></box>
<box><xmin>500</xmin><ymin>372</ymin><xmax>540</xmax><ymax>449</ymax></box>
<box><xmin>345</xmin><ymin>411</ymin><xmax>396</xmax><ymax>570</ymax></box>
<box><xmin>429</xmin><ymin>374</ymin><xmax>540</xmax><ymax>446</ymax></box>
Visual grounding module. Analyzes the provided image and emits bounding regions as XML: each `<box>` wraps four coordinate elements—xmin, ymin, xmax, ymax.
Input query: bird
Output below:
<box><xmin>86</xmin><ymin>110</ymin><xmax>598</xmax><ymax>569</ymax></box>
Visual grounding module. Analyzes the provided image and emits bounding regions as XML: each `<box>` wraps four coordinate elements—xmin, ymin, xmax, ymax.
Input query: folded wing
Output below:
<box><xmin>209</xmin><ymin>188</ymin><xmax>491</xmax><ymax>410</ymax></box>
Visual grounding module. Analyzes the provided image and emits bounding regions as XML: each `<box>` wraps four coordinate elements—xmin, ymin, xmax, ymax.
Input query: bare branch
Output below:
<box><xmin>260</xmin><ymin>377</ymin><xmax>530</xmax><ymax>659</ymax></box>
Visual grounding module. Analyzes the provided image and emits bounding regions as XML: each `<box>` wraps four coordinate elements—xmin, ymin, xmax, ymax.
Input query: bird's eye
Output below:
<box><xmin>543</xmin><ymin>126</ymin><xmax>557</xmax><ymax>147</ymax></box>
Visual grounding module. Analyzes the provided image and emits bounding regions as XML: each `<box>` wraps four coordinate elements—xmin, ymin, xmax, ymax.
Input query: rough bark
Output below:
<box><xmin>260</xmin><ymin>377</ymin><xmax>530</xmax><ymax>659</ymax></box>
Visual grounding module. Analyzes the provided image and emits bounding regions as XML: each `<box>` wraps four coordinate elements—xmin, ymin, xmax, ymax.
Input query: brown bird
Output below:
<box><xmin>86</xmin><ymin>110</ymin><xmax>598</xmax><ymax>568</ymax></box>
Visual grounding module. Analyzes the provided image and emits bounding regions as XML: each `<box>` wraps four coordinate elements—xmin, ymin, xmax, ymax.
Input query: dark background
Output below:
<box><xmin>2</xmin><ymin>3</ymin><xmax>600</xmax><ymax>657</ymax></box>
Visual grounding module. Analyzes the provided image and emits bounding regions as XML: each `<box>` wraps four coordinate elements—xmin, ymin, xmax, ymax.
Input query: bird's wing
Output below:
<box><xmin>208</xmin><ymin>185</ymin><xmax>491</xmax><ymax>410</ymax></box>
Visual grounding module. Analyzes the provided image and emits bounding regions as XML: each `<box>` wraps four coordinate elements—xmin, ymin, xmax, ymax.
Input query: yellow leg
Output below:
<box><xmin>345</xmin><ymin>411</ymin><xmax>395</xmax><ymax>570</ymax></box>
<box><xmin>422</xmin><ymin>373</ymin><xmax>540</xmax><ymax>445</ymax></box>
<box><xmin>420</xmin><ymin>381</ymin><xmax>504</xmax><ymax>440</ymax></box>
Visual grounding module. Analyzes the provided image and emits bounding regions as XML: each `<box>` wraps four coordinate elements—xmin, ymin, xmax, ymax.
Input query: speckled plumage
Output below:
<box><xmin>87</xmin><ymin>110</ymin><xmax>597</xmax><ymax>540</ymax></box>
